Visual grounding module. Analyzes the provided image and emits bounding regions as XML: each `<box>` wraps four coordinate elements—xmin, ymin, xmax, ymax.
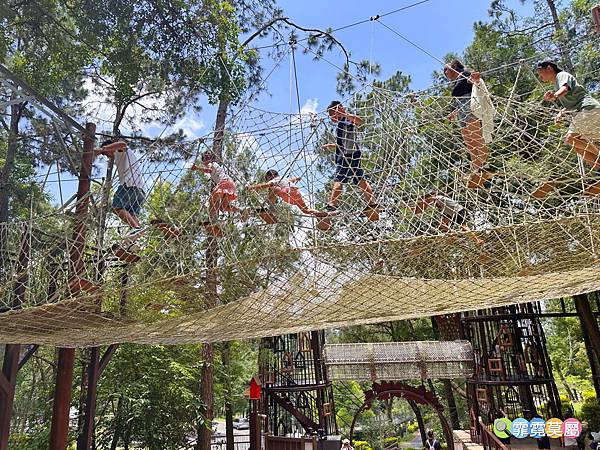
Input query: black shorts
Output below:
<box><xmin>334</xmin><ymin>150</ymin><xmax>364</xmax><ymax>185</ymax></box>
<box><xmin>444</xmin><ymin>209</ymin><xmax>467</xmax><ymax>226</ymax></box>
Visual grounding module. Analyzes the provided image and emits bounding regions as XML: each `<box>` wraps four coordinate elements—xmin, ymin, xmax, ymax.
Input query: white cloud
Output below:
<box><xmin>82</xmin><ymin>77</ymin><xmax>205</xmax><ymax>140</ymax></box>
<box><xmin>236</xmin><ymin>132</ymin><xmax>260</xmax><ymax>153</ymax></box>
<box><xmin>172</xmin><ymin>116</ymin><xmax>205</xmax><ymax>139</ymax></box>
<box><xmin>300</xmin><ymin>98</ymin><xmax>319</xmax><ymax>115</ymax></box>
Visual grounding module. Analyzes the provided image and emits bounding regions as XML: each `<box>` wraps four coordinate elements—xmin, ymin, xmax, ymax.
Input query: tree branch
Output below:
<box><xmin>281</xmin><ymin>18</ymin><xmax>350</xmax><ymax>68</ymax></box>
<box><xmin>240</xmin><ymin>16</ymin><xmax>350</xmax><ymax>68</ymax></box>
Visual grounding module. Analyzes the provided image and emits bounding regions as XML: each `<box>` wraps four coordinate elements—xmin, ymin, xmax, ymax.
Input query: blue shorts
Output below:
<box><xmin>112</xmin><ymin>185</ymin><xmax>145</xmax><ymax>215</ymax></box>
<box><xmin>334</xmin><ymin>150</ymin><xmax>364</xmax><ymax>185</ymax></box>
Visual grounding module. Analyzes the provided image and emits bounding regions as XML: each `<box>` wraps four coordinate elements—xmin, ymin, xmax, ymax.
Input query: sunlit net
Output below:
<box><xmin>1</xmin><ymin>70</ymin><xmax>599</xmax><ymax>347</ymax></box>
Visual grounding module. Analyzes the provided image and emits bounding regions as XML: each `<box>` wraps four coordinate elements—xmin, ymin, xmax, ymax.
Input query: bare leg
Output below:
<box><xmin>462</xmin><ymin>119</ymin><xmax>489</xmax><ymax>170</ymax></box>
<box><xmin>113</xmin><ymin>208</ymin><xmax>141</xmax><ymax>229</ymax></box>
<box><xmin>439</xmin><ymin>218</ymin><xmax>450</xmax><ymax>233</ymax></box>
<box><xmin>267</xmin><ymin>191</ymin><xmax>278</xmax><ymax>207</ymax></box>
<box><xmin>208</xmin><ymin>193</ymin><xmax>222</xmax><ymax>222</ymax></box>
<box><xmin>357</xmin><ymin>178</ymin><xmax>374</xmax><ymax>205</ymax></box>
<box><xmin>328</xmin><ymin>181</ymin><xmax>343</xmax><ymax>208</ymax></box>
<box><xmin>298</xmin><ymin>205</ymin><xmax>329</xmax><ymax>218</ymax></box>
<box><xmin>565</xmin><ymin>134</ymin><xmax>600</xmax><ymax>168</ymax></box>
<box><xmin>461</xmin><ymin>223</ymin><xmax>484</xmax><ymax>246</ymax></box>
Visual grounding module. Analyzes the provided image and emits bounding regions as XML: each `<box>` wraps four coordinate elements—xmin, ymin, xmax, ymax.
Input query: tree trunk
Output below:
<box><xmin>442</xmin><ymin>379</ymin><xmax>461</xmax><ymax>429</ymax></box>
<box><xmin>385</xmin><ymin>398</ymin><xmax>393</xmax><ymax>422</ymax></box>
<box><xmin>197</xmin><ymin>343</ymin><xmax>215</xmax><ymax>450</ymax></box>
<box><xmin>222</xmin><ymin>342</ymin><xmax>235</xmax><ymax>450</ymax></box>
<box><xmin>0</xmin><ymin>101</ymin><xmax>21</xmax><ymax>224</ymax></box>
<box><xmin>197</xmin><ymin>53</ymin><xmax>229</xmax><ymax>447</ymax></box>
<box><xmin>407</xmin><ymin>400</ymin><xmax>426</xmax><ymax>447</ymax></box>
<box><xmin>556</xmin><ymin>365</ymin><xmax>576</xmax><ymax>402</ymax></box>
<box><xmin>581</xmin><ymin>325</ymin><xmax>600</xmax><ymax>400</ymax></box>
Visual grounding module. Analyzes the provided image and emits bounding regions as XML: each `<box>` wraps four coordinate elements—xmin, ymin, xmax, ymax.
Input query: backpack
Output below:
<box><xmin>425</xmin><ymin>439</ymin><xmax>439</xmax><ymax>450</ymax></box>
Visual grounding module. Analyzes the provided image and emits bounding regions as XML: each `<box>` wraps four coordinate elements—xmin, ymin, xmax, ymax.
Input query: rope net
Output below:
<box><xmin>1</xmin><ymin>75</ymin><xmax>600</xmax><ymax>347</ymax></box>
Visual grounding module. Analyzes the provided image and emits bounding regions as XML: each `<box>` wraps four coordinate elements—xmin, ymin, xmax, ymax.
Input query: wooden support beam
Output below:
<box><xmin>269</xmin><ymin>391</ymin><xmax>319</xmax><ymax>432</ymax></box>
<box><xmin>0</xmin><ymin>373</ymin><xmax>9</xmax><ymax>396</ymax></box>
<box><xmin>49</xmin><ymin>121</ymin><xmax>96</xmax><ymax>450</ymax></box>
<box><xmin>49</xmin><ymin>348</ymin><xmax>76</xmax><ymax>450</ymax></box>
<box><xmin>0</xmin><ymin>63</ymin><xmax>87</xmax><ymax>134</ymax></box>
<box><xmin>592</xmin><ymin>4</ymin><xmax>600</xmax><ymax>34</ymax></box>
<box><xmin>18</xmin><ymin>345</ymin><xmax>38</xmax><ymax>371</ymax></box>
<box><xmin>574</xmin><ymin>293</ymin><xmax>600</xmax><ymax>359</ymax></box>
<box><xmin>98</xmin><ymin>344</ymin><xmax>118</xmax><ymax>376</ymax></box>
<box><xmin>0</xmin><ymin>345</ymin><xmax>20</xmax><ymax>450</ymax></box>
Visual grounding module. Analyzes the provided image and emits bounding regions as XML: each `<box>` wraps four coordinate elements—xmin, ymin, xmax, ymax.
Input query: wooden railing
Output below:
<box><xmin>477</xmin><ymin>419</ymin><xmax>509</xmax><ymax>450</ymax></box>
<box><xmin>265</xmin><ymin>435</ymin><xmax>318</xmax><ymax>450</ymax></box>
<box><xmin>211</xmin><ymin>439</ymin><xmax>250</xmax><ymax>450</ymax></box>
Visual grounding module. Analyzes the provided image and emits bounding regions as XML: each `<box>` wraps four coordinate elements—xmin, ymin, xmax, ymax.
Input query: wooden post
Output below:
<box><xmin>49</xmin><ymin>348</ymin><xmax>76</xmax><ymax>450</ymax></box>
<box><xmin>249</xmin><ymin>399</ymin><xmax>261</xmax><ymax>450</ymax></box>
<box><xmin>0</xmin><ymin>223</ymin><xmax>31</xmax><ymax>450</ymax></box>
<box><xmin>310</xmin><ymin>331</ymin><xmax>325</xmax><ymax>432</ymax></box>
<box><xmin>574</xmin><ymin>293</ymin><xmax>600</xmax><ymax>359</ymax></box>
<box><xmin>49</xmin><ymin>122</ymin><xmax>95</xmax><ymax>449</ymax></box>
<box><xmin>592</xmin><ymin>4</ymin><xmax>600</xmax><ymax>34</ymax></box>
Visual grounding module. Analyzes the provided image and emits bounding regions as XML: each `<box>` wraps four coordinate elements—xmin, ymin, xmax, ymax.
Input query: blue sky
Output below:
<box><xmin>44</xmin><ymin>0</ymin><xmax>536</xmax><ymax>204</ymax></box>
<box><xmin>244</xmin><ymin>0</ymin><xmax>534</xmax><ymax>116</ymax></box>
<box><xmin>141</xmin><ymin>0</ymin><xmax>535</xmax><ymax>139</ymax></box>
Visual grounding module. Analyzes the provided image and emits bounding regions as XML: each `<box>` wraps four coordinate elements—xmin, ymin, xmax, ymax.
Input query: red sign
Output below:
<box><xmin>249</xmin><ymin>376</ymin><xmax>261</xmax><ymax>400</ymax></box>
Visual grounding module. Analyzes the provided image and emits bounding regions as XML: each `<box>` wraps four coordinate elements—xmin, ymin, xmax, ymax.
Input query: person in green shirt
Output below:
<box><xmin>536</xmin><ymin>59</ymin><xmax>600</xmax><ymax>169</ymax></box>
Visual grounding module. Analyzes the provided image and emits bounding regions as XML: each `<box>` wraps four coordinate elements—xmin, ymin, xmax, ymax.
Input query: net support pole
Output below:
<box><xmin>0</xmin><ymin>224</ymin><xmax>31</xmax><ymax>450</ymax></box>
<box><xmin>49</xmin><ymin>122</ymin><xmax>95</xmax><ymax>450</ymax></box>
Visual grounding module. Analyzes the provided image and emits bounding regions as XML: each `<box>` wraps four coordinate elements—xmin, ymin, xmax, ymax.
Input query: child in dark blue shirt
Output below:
<box><xmin>322</xmin><ymin>101</ymin><xmax>379</xmax><ymax>219</ymax></box>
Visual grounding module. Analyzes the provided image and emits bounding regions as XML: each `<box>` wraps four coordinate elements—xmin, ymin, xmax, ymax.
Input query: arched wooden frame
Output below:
<box><xmin>349</xmin><ymin>381</ymin><xmax>454</xmax><ymax>450</ymax></box>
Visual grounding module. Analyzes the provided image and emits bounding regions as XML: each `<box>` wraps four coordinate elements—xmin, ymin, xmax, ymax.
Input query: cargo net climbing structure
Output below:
<box><xmin>2</xmin><ymin>68</ymin><xmax>600</xmax><ymax>347</ymax></box>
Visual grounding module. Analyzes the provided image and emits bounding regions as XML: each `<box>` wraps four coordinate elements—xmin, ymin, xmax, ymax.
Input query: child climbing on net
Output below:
<box><xmin>191</xmin><ymin>151</ymin><xmax>245</xmax><ymax>234</ymax></box>
<box><xmin>246</xmin><ymin>170</ymin><xmax>331</xmax><ymax>218</ymax></box>
<box><xmin>94</xmin><ymin>139</ymin><xmax>179</xmax><ymax>264</ymax></box>
<box><xmin>415</xmin><ymin>190</ymin><xmax>484</xmax><ymax>246</ymax></box>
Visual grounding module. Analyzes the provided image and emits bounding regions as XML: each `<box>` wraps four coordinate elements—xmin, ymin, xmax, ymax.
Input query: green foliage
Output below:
<box><xmin>407</xmin><ymin>422</ymin><xmax>419</xmax><ymax>433</ymax></box>
<box><xmin>8</xmin><ymin>425</ymin><xmax>50</xmax><ymax>450</ymax></box>
<box><xmin>95</xmin><ymin>344</ymin><xmax>203</xmax><ymax>449</ymax></box>
<box><xmin>580</xmin><ymin>395</ymin><xmax>600</xmax><ymax>430</ymax></box>
<box><xmin>353</xmin><ymin>440</ymin><xmax>373</xmax><ymax>450</ymax></box>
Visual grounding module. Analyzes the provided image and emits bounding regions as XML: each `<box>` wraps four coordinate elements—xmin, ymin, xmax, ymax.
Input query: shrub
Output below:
<box><xmin>353</xmin><ymin>440</ymin><xmax>373</xmax><ymax>450</ymax></box>
<box><xmin>580</xmin><ymin>395</ymin><xmax>600</xmax><ymax>430</ymax></box>
<box><xmin>407</xmin><ymin>422</ymin><xmax>419</xmax><ymax>433</ymax></box>
<box><xmin>383</xmin><ymin>436</ymin><xmax>400</xmax><ymax>446</ymax></box>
